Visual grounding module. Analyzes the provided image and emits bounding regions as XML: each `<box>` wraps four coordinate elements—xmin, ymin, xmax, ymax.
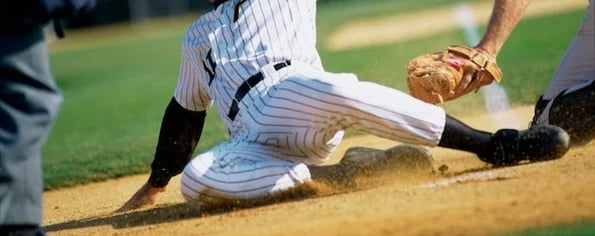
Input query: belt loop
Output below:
<box><xmin>273</xmin><ymin>60</ymin><xmax>291</xmax><ymax>71</ymax></box>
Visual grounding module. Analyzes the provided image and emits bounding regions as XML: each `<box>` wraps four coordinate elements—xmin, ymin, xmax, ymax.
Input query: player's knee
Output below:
<box><xmin>180</xmin><ymin>161</ymin><xmax>312</xmax><ymax>205</ymax></box>
<box><xmin>180</xmin><ymin>159</ymin><xmax>209</xmax><ymax>203</ymax></box>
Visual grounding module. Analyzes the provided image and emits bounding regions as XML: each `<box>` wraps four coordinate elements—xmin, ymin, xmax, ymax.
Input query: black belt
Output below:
<box><xmin>212</xmin><ymin>0</ymin><xmax>230</xmax><ymax>8</ymax></box>
<box><xmin>228</xmin><ymin>60</ymin><xmax>291</xmax><ymax>121</ymax></box>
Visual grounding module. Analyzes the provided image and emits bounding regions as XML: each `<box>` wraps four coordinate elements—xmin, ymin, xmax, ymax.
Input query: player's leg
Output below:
<box><xmin>548</xmin><ymin>81</ymin><xmax>594</xmax><ymax>145</ymax></box>
<box><xmin>180</xmin><ymin>137</ymin><xmax>312</xmax><ymax>207</ymax></box>
<box><xmin>253</xmin><ymin>66</ymin><xmax>568</xmax><ymax>166</ymax></box>
<box><xmin>438</xmin><ymin>115</ymin><xmax>569</xmax><ymax>166</ymax></box>
<box><xmin>0</xmin><ymin>28</ymin><xmax>59</xmax><ymax>234</ymax></box>
<box><xmin>243</xmin><ymin>66</ymin><xmax>444</xmax><ymax>162</ymax></box>
<box><xmin>253</xmin><ymin>69</ymin><xmax>444</xmax><ymax>147</ymax></box>
<box><xmin>530</xmin><ymin>2</ymin><xmax>594</xmax><ymax>145</ymax></box>
<box><xmin>532</xmin><ymin>81</ymin><xmax>594</xmax><ymax>145</ymax></box>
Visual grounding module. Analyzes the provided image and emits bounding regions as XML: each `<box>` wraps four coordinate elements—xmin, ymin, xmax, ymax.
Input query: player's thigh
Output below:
<box><xmin>261</xmin><ymin>73</ymin><xmax>444</xmax><ymax>145</ymax></box>
<box><xmin>181</xmin><ymin>141</ymin><xmax>311</xmax><ymax>203</ymax></box>
<box><xmin>543</xmin><ymin>3</ymin><xmax>594</xmax><ymax>99</ymax></box>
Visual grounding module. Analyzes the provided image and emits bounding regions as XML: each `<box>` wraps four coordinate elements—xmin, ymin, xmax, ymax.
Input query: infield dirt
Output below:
<box><xmin>42</xmin><ymin>105</ymin><xmax>595</xmax><ymax>235</ymax></box>
<box><xmin>42</xmin><ymin>0</ymin><xmax>593</xmax><ymax>235</ymax></box>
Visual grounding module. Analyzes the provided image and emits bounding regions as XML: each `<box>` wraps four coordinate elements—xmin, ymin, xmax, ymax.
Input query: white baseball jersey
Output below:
<box><xmin>179</xmin><ymin>0</ymin><xmax>446</xmax><ymax>205</ymax></box>
<box><xmin>174</xmin><ymin>0</ymin><xmax>322</xmax><ymax>132</ymax></box>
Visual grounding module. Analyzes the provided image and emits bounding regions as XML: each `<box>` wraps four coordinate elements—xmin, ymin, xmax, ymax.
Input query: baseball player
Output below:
<box><xmin>119</xmin><ymin>0</ymin><xmax>570</xmax><ymax>211</ymax></box>
<box><xmin>464</xmin><ymin>0</ymin><xmax>594</xmax><ymax>145</ymax></box>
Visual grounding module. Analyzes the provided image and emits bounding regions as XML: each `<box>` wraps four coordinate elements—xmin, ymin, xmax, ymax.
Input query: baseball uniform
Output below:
<box><xmin>176</xmin><ymin>0</ymin><xmax>445</xmax><ymax>203</ymax></box>
<box><xmin>532</xmin><ymin>0</ymin><xmax>594</xmax><ymax>143</ymax></box>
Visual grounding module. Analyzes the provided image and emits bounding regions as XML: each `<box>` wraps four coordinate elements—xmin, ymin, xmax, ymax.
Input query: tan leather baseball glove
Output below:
<box><xmin>406</xmin><ymin>45</ymin><xmax>503</xmax><ymax>104</ymax></box>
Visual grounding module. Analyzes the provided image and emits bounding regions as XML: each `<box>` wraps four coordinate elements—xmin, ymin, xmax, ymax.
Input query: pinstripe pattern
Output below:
<box><xmin>174</xmin><ymin>0</ymin><xmax>321</xmax><ymax>130</ymax></box>
<box><xmin>237</xmin><ymin>61</ymin><xmax>445</xmax><ymax>165</ymax></box>
<box><xmin>181</xmin><ymin>139</ymin><xmax>311</xmax><ymax>202</ymax></box>
<box><xmin>179</xmin><ymin>0</ymin><xmax>446</xmax><ymax>203</ymax></box>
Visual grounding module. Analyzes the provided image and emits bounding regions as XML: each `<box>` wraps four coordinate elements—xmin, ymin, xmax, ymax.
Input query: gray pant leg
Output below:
<box><xmin>542</xmin><ymin>0</ymin><xmax>594</xmax><ymax>100</ymax></box>
<box><xmin>532</xmin><ymin>1</ymin><xmax>595</xmax><ymax>144</ymax></box>
<box><xmin>0</xmin><ymin>28</ymin><xmax>62</xmax><ymax>227</ymax></box>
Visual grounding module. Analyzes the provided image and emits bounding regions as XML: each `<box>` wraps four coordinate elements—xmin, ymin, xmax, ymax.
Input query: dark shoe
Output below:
<box><xmin>479</xmin><ymin>125</ymin><xmax>570</xmax><ymax>166</ymax></box>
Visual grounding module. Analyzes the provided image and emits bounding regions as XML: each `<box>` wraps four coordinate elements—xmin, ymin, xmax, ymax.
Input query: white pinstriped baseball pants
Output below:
<box><xmin>181</xmin><ymin>61</ymin><xmax>446</xmax><ymax>203</ymax></box>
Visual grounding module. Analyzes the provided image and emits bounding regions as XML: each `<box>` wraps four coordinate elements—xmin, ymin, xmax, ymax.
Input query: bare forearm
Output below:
<box><xmin>476</xmin><ymin>0</ymin><xmax>531</xmax><ymax>57</ymax></box>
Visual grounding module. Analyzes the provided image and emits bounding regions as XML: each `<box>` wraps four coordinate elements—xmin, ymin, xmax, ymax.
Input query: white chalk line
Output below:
<box><xmin>416</xmin><ymin>170</ymin><xmax>515</xmax><ymax>189</ymax></box>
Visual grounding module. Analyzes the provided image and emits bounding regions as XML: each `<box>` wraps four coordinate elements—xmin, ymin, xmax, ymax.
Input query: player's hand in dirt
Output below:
<box><xmin>116</xmin><ymin>182</ymin><xmax>166</xmax><ymax>212</ymax></box>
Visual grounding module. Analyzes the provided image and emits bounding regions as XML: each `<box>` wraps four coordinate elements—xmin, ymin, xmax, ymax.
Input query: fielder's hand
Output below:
<box><xmin>116</xmin><ymin>182</ymin><xmax>166</xmax><ymax>212</ymax></box>
<box><xmin>406</xmin><ymin>45</ymin><xmax>503</xmax><ymax>104</ymax></box>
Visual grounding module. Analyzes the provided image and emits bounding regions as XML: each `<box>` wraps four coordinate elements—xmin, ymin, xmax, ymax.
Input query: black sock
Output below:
<box><xmin>438</xmin><ymin>115</ymin><xmax>492</xmax><ymax>155</ymax></box>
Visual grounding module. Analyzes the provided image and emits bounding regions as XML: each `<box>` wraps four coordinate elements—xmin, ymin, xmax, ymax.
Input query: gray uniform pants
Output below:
<box><xmin>0</xmin><ymin>27</ymin><xmax>62</xmax><ymax>229</ymax></box>
<box><xmin>531</xmin><ymin>1</ymin><xmax>594</xmax><ymax>144</ymax></box>
<box><xmin>541</xmin><ymin>0</ymin><xmax>594</xmax><ymax>101</ymax></box>
<box><xmin>535</xmin><ymin>0</ymin><xmax>594</xmax><ymax>124</ymax></box>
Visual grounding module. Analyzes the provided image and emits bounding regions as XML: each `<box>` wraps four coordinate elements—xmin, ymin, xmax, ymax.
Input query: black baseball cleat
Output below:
<box><xmin>479</xmin><ymin>125</ymin><xmax>571</xmax><ymax>166</ymax></box>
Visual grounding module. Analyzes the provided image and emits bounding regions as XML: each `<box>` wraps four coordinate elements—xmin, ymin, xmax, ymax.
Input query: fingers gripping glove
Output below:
<box><xmin>406</xmin><ymin>45</ymin><xmax>503</xmax><ymax>104</ymax></box>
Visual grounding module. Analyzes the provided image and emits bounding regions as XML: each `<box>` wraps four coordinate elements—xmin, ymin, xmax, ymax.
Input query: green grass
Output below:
<box><xmin>44</xmin><ymin>25</ymin><xmax>227</xmax><ymax>188</ymax></box>
<box><xmin>44</xmin><ymin>1</ymin><xmax>582</xmax><ymax>190</ymax></box>
<box><xmin>319</xmin><ymin>9</ymin><xmax>581</xmax><ymax>115</ymax></box>
<box><xmin>42</xmin><ymin>1</ymin><xmax>594</xmax><ymax>234</ymax></box>
<box><xmin>501</xmin><ymin>220</ymin><xmax>595</xmax><ymax>236</ymax></box>
<box><xmin>315</xmin><ymin>0</ymin><xmax>486</xmax><ymax>40</ymax></box>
